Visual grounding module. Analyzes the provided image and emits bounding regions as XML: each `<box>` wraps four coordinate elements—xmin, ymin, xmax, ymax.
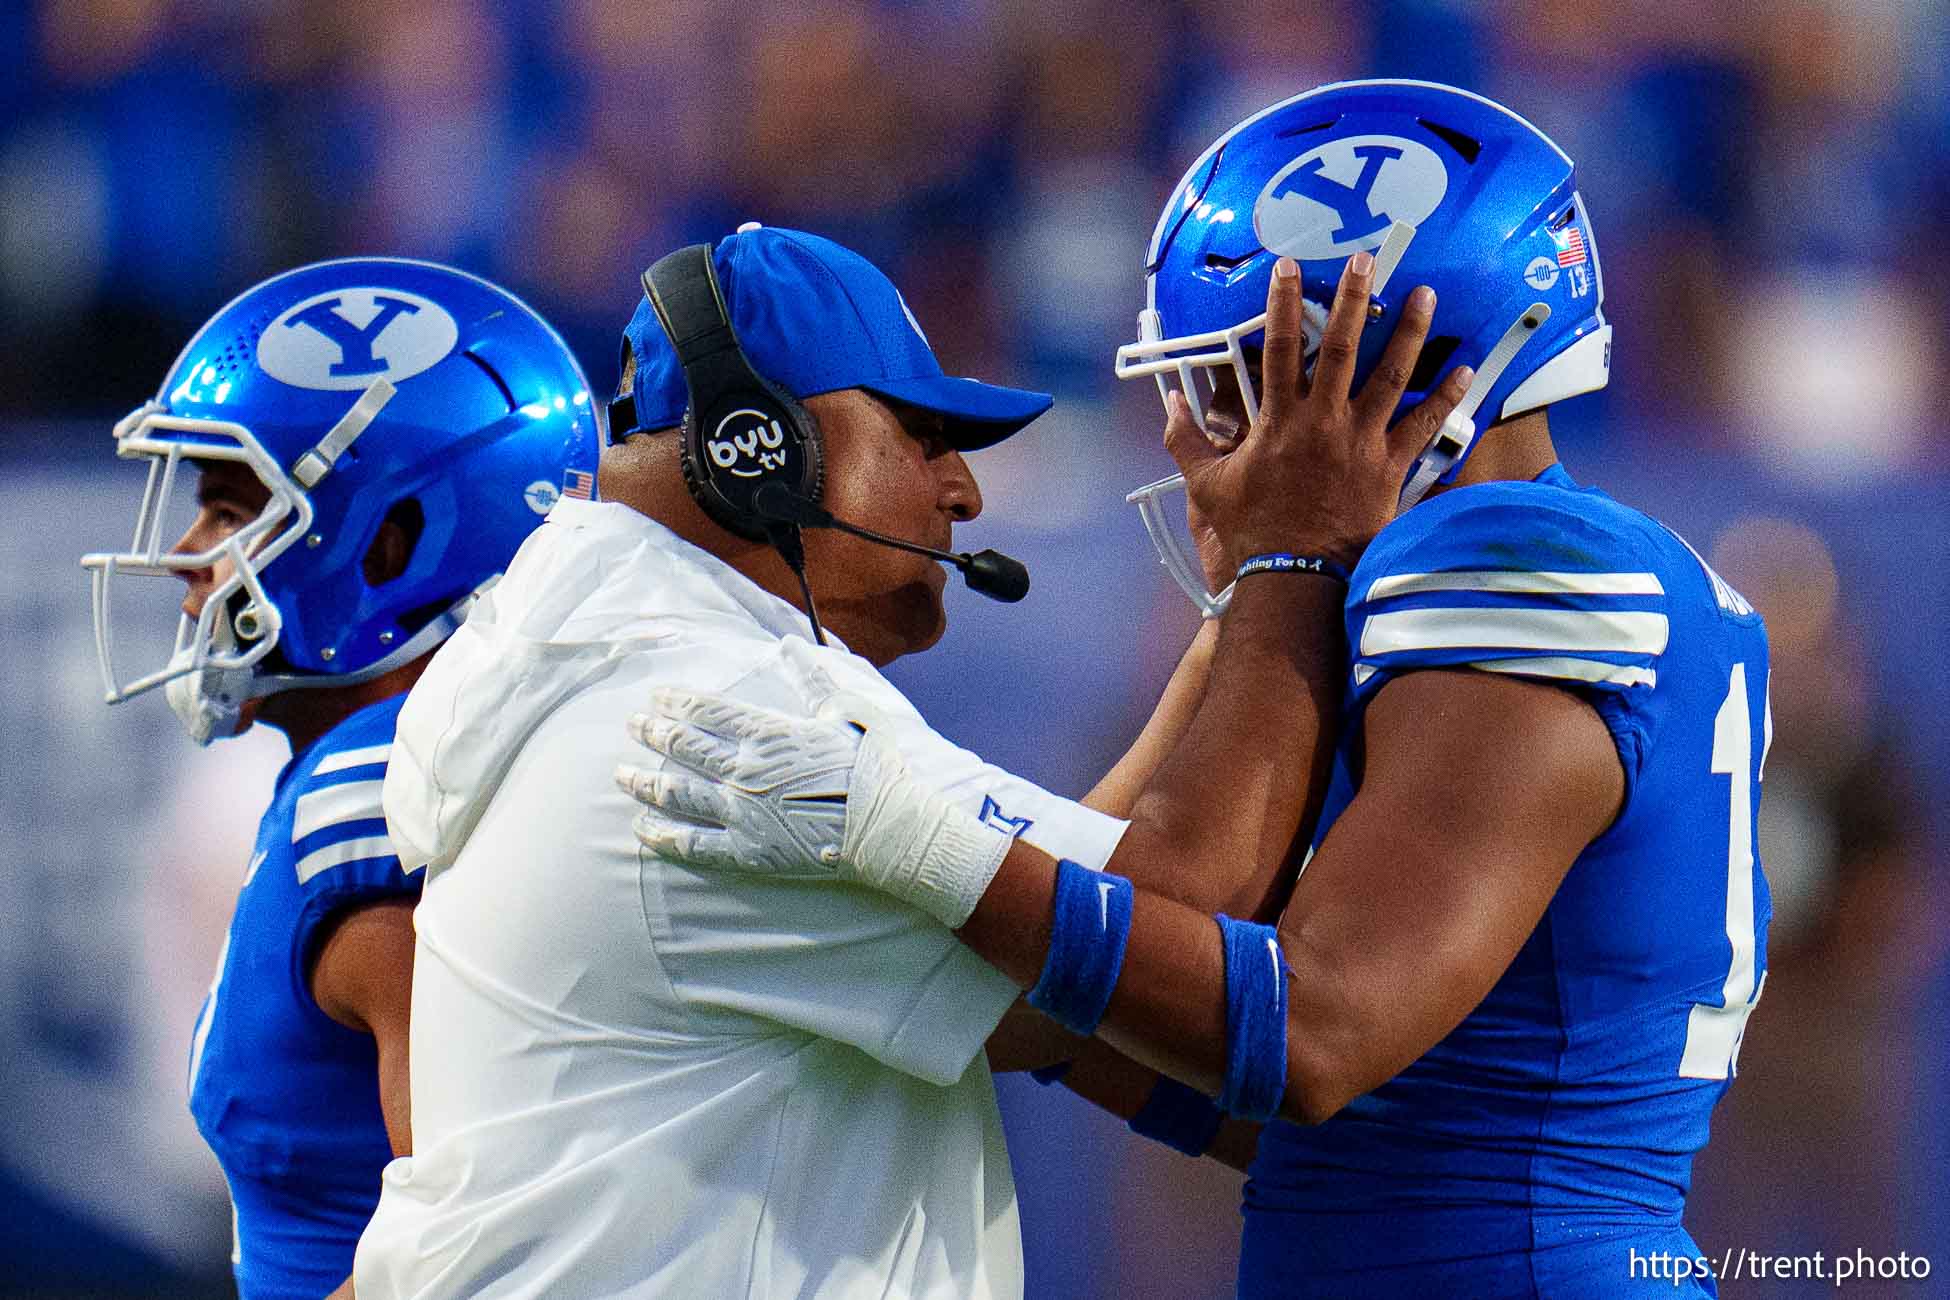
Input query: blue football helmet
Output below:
<box><xmin>82</xmin><ymin>258</ymin><xmax>601</xmax><ymax>743</ymax></box>
<box><xmin>1115</xmin><ymin>79</ymin><xmax>1611</xmax><ymax>614</ymax></box>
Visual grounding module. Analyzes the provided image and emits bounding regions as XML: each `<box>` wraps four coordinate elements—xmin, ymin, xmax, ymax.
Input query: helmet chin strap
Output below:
<box><xmin>292</xmin><ymin>379</ymin><xmax>395</xmax><ymax>488</ymax></box>
<box><xmin>1368</xmin><ymin>220</ymin><xmax>1416</xmax><ymax>299</ymax></box>
<box><xmin>166</xmin><ymin>577</ymin><xmax>497</xmax><ymax>744</ymax></box>
<box><xmin>1399</xmin><ymin>302</ymin><xmax>1552</xmax><ymax>510</ymax></box>
<box><xmin>247</xmin><ymin>576</ymin><xmax>499</xmax><ymax>700</ymax></box>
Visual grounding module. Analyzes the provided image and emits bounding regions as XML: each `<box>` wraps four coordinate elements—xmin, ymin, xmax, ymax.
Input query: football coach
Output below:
<box><xmin>352</xmin><ymin>225</ymin><xmax>1129</xmax><ymax>1299</ymax></box>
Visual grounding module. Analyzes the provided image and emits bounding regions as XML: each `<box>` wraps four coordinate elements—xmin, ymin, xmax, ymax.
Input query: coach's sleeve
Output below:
<box><xmin>809</xmin><ymin>639</ymin><xmax>1132</xmax><ymax>875</ymax></box>
<box><xmin>649</xmin><ymin>865</ymin><xmax>1020</xmax><ymax>1087</ymax></box>
<box><xmin>648</xmin><ymin>644</ymin><xmax>1130</xmax><ymax>1085</ymax></box>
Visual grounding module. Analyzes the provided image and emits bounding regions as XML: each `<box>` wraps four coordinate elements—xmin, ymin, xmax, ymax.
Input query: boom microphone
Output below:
<box><xmin>753</xmin><ymin>483</ymin><xmax>1031</xmax><ymax>603</ymax></box>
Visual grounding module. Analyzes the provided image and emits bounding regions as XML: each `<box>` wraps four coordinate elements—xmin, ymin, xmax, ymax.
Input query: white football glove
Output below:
<box><xmin>614</xmin><ymin>663</ymin><xmax>1011</xmax><ymax>929</ymax></box>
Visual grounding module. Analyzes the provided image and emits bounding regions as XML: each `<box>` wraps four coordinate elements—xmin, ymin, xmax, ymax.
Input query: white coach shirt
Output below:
<box><xmin>355</xmin><ymin>499</ymin><xmax>1127</xmax><ymax>1299</ymax></box>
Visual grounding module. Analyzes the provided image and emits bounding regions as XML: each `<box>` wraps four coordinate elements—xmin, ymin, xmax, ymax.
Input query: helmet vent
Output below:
<box><xmin>1204</xmin><ymin>250</ymin><xmax>1257</xmax><ymax>273</ymax></box>
<box><xmin>1416</xmin><ymin>118</ymin><xmax>1481</xmax><ymax>163</ymax></box>
<box><xmin>1408</xmin><ymin>336</ymin><xmax>1461</xmax><ymax>392</ymax></box>
<box><xmin>209</xmin><ymin>316</ymin><xmax>273</xmax><ymax>379</ymax></box>
<box><xmin>1275</xmin><ymin>117</ymin><xmax>1338</xmax><ymax>139</ymax></box>
<box><xmin>463</xmin><ymin>349</ymin><xmax>518</xmax><ymax>413</ymax></box>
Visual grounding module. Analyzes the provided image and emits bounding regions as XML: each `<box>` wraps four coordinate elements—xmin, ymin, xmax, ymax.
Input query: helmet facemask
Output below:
<box><xmin>1115</xmin><ymin>221</ymin><xmax>1420</xmax><ymax>618</ymax></box>
<box><xmin>82</xmin><ymin>402</ymin><xmax>313</xmax><ymax>744</ymax></box>
<box><xmin>1113</xmin><ymin>83</ymin><xmax>1614</xmax><ymax>618</ymax></box>
<box><xmin>1116</xmin><ymin>271</ymin><xmax>1551</xmax><ymax>618</ymax></box>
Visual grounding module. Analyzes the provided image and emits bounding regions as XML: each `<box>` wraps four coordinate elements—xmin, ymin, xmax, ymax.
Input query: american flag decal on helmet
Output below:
<box><xmin>1553</xmin><ymin>224</ymin><xmax>1588</xmax><ymax>268</ymax></box>
<box><xmin>562</xmin><ymin>468</ymin><xmax>595</xmax><ymax>500</ymax></box>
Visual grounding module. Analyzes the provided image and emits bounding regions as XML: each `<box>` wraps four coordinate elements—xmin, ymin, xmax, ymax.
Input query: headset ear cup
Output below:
<box><xmin>648</xmin><ymin>243</ymin><xmax>825</xmax><ymax>543</ymax></box>
<box><xmin>677</xmin><ymin>403</ymin><xmax>743</xmax><ymax>538</ymax></box>
<box><xmin>778</xmin><ymin>390</ymin><xmax>824</xmax><ymax>510</ymax></box>
<box><xmin>679</xmin><ymin>388</ymin><xmax>825</xmax><ymax>543</ymax></box>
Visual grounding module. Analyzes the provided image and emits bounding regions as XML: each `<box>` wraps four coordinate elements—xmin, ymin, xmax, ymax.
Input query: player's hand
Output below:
<box><xmin>1164</xmin><ymin>255</ymin><xmax>1475</xmax><ymax>573</ymax></box>
<box><xmin>614</xmin><ymin>654</ymin><xmax>1011</xmax><ymax>929</ymax></box>
<box><xmin>1184</xmin><ymin>493</ymin><xmax>1232</xmax><ymax>598</ymax></box>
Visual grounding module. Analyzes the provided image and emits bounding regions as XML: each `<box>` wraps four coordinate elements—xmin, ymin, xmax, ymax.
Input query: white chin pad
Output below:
<box><xmin>163</xmin><ymin>619</ymin><xmax>254</xmax><ymax>746</ymax></box>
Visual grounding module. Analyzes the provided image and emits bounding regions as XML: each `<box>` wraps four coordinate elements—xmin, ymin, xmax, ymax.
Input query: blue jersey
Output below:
<box><xmin>188</xmin><ymin>695</ymin><xmax>420</xmax><ymax>1300</ymax></box>
<box><xmin>1241</xmin><ymin>466</ymin><xmax>1770</xmax><ymax>1299</ymax></box>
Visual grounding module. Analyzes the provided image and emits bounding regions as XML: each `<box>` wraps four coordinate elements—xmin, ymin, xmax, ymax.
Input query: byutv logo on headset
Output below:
<box><xmin>706</xmin><ymin>408</ymin><xmax>791</xmax><ymax>478</ymax></box>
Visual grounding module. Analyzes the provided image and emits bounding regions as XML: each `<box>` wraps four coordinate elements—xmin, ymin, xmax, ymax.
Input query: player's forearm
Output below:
<box><xmin>984</xmin><ymin>999</ymin><xmax>1087</xmax><ymax>1073</ymax></box>
<box><xmin>1110</xmin><ymin>575</ymin><xmax>1345</xmax><ymax>918</ymax></box>
<box><xmin>1207</xmin><ymin>1118</ymin><xmax>1265</xmax><ymax>1173</ymax></box>
<box><xmin>1050</xmin><ymin>1026</ymin><xmax>1263</xmax><ymax>1173</ymax></box>
<box><xmin>1049</xmin><ymin>1032</ymin><xmax>1181</xmax><ymax>1122</ymax></box>
<box><xmin>958</xmin><ymin>839</ymin><xmax>1340</xmax><ymax>1125</ymax></box>
<box><xmin>1082</xmin><ymin>620</ymin><xmax>1217</xmax><ymax>818</ymax></box>
<box><xmin>959</xmin><ymin>842</ymin><xmax>1227</xmax><ymax>1086</ymax></box>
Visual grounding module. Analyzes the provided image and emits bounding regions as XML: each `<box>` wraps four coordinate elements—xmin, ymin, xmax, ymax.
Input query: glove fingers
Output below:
<box><xmin>628</xmin><ymin>713</ymin><xmax>740</xmax><ymax>775</ymax></box>
<box><xmin>630</xmin><ymin>809</ymin><xmax>743</xmax><ymax>869</ymax></box>
<box><xmin>614</xmin><ymin>761</ymin><xmax>736</xmax><ymax>824</ymax></box>
<box><xmin>651</xmin><ymin>686</ymin><xmax>795</xmax><ymax>744</ymax></box>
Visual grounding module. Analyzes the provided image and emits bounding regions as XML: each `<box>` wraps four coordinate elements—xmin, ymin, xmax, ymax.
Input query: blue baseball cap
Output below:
<box><xmin>619</xmin><ymin>225</ymin><xmax>1052</xmax><ymax>451</ymax></box>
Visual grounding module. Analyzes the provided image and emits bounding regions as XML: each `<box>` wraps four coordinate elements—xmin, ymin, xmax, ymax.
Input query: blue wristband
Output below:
<box><xmin>1215</xmin><ymin>914</ymin><xmax>1289</xmax><ymax>1121</ymax></box>
<box><xmin>1237</xmin><ymin>552</ymin><xmax>1350</xmax><ymax>584</ymax></box>
<box><xmin>1027</xmin><ymin>861</ymin><xmax>1133</xmax><ymax>1035</ymax></box>
<box><xmin>1128</xmin><ymin>1075</ymin><xmax>1225</xmax><ymax>1157</ymax></box>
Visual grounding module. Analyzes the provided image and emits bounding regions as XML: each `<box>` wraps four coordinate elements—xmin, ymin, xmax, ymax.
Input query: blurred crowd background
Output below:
<box><xmin>4</xmin><ymin>1</ymin><xmax>1946</xmax><ymax>1296</ymax></box>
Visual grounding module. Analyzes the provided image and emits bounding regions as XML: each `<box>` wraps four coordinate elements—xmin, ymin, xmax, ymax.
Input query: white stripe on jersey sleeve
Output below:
<box><xmin>1352</xmin><ymin>656</ymin><xmax>1654</xmax><ymax>689</ymax></box>
<box><xmin>314</xmin><ymin>742</ymin><xmax>392</xmax><ymax>775</ymax></box>
<box><xmin>1471</xmin><ymin>656</ymin><xmax>1658</xmax><ymax>688</ymax></box>
<box><xmin>295</xmin><ymin>835</ymin><xmax>397</xmax><ymax>885</ymax></box>
<box><xmin>1364</xmin><ymin>570</ymin><xmax>1666</xmax><ymax>601</ymax></box>
<box><xmin>1359</xmin><ymin>607</ymin><xmax>1669</xmax><ymax>658</ymax></box>
<box><xmin>292</xmin><ymin>778</ymin><xmax>386</xmax><ymax>843</ymax></box>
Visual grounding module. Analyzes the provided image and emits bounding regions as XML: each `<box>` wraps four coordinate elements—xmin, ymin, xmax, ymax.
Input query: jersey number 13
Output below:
<box><xmin>1678</xmin><ymin>661</ymin><xmax>1770</xmax><ymax>1081</ymax></box>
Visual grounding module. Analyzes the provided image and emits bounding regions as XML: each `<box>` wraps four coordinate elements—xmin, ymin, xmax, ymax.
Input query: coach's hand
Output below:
<box><xmin>1165</xmin><ymin>254</ymin><xmax>1474</xmax><ymax>573</ymax></box>
<box><xmin>615</xmin><ymin>669</ymin><xmax>1010</xmax><ymax>929</ymax></box>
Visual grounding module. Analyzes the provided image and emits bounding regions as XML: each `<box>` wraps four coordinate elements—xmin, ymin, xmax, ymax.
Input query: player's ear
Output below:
<box><xmin>363</xmin><ymin>499</ymin><xmax>424</xmax><ymax>586</ymax></box>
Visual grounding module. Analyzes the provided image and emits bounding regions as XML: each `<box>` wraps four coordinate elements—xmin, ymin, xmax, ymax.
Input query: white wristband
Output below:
<box><xmin>845</xmin><ymin>730</ymin><xmax>1013</xmax><ymax>929</ymax></box>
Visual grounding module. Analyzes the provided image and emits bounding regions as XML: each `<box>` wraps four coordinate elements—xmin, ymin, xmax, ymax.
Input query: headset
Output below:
<box><xmin>608</xmin><ymin>244</ymin><xmax>1028</xmax><ymax>645</ymax></box>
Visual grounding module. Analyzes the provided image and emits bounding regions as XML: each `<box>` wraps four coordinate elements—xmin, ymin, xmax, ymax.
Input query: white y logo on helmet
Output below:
<box><xmin>258</xmin><ymin>288</ymin><xmax>460</xmax><ymax>391</ymax></box>
<box><xmin>1253</xmin><ymin>134</ymin><xmax>1449</xmax><ymax>260</ymax></box>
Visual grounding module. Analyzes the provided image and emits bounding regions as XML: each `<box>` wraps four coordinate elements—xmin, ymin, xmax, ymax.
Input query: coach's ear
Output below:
<box><xmin>364</xmin><ymin>499</ymin><xmax>424</xmax><ymax>586</ymax></box>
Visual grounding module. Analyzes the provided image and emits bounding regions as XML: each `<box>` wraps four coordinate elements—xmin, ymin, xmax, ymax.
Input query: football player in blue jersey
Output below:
<box><xmin>616</xmin><ymin>81</ymin><xmax>1769</xmax><ymax>1297</ymax></box>
<box><xmin>81</xmin><ymin>259</ymin><xmax>600</xmax><ymax>1299</ymax></box>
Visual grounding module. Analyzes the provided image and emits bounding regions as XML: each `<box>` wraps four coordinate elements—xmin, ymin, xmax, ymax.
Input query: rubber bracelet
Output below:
<box><xmin>1236</xmin><ymin>552</ymin><xmax>1350</xmax><ymax>584</ymax></box>
<box><xmin>1128</xmin><ymin>1075</ymin><xmax>1225</xmax><ymax>1157</ymax></box>
<box><xmin>1027</xmin><ymin>861</ymin><xmax>1134</xmax><ymax>1035</ymax></box>
<box><xmin>1215</xmin><ymin>914</ymin><xmax>1289</xmax><ymax>1121</ymax></box>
